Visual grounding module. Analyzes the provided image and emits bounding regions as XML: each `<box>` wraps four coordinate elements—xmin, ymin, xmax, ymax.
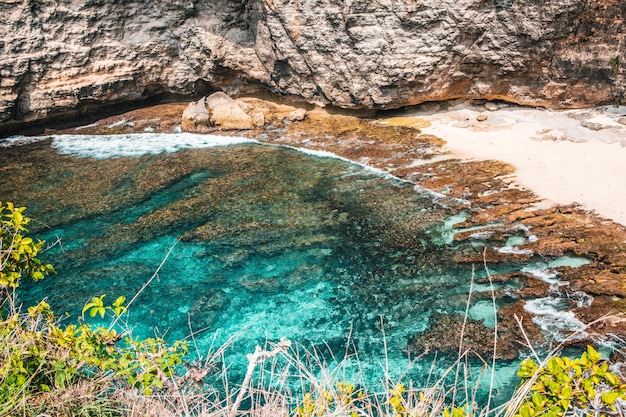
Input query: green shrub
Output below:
<box><xmin>514</xmin><ymin>346</ymin><xmax>626</xmax><ymax>417</ymax></box>
<box><xmin>0</xmin><ymin>201</ymin><xmax>55</xmax><ymax>288</ymax></box>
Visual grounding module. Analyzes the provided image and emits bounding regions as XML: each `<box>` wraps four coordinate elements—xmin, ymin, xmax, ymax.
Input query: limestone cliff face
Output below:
<box><xmin>1</xmin><ymin>0</ymin><xmax>624</xmax><ymax>132</ymax></box>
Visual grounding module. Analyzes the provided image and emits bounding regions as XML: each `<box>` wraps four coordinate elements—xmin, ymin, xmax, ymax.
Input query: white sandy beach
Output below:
<box><xmin>392</xmin><ymin>104</ymin><xmax>626</xmax><ymax>226</ymax></box>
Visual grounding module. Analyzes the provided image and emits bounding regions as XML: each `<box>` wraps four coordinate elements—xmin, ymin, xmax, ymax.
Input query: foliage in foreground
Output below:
<box><xmin>0</xmin><ymin>202</ymin><xmax>187</xmax><ymax>415</ymax></box>
<box><xmin>0</xmin><ymin>201</ymin><xmax>625</xmax><ymax>417</ymax></box>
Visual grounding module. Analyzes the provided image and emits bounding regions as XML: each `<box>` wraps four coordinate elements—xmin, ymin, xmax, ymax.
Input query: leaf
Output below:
<box><xmin>519</xmin><ymin>404</ymin><xmax>534</xmax><ymax>417</ymax></box>
<box><xmin>532</xmin><ymin>392</ymin><xmax>545</xmax><ymax>409</ymax></box>
<box><xmin>602</xmin><ymin>392</ymin><xmax>619</xmax><ymax>405</ymax></box>
<box><xmin>113</xmin><ymin>295</ymin><xmax>126</xmax><ymax>307</ymax></box>
<box><xmin>89</xmin><ymin>306</ymin><xmax>105</xmax><ymax>318</ymax></box>
<box><xmin>587</xmin><ymin>346</ymin><xmax>601</xmax><ymax>363</ymax></box>
<box><xmin>112</xmin><ymin>295</ymin><xmax>127</xmax><ymax>316</ymax></box>
<box><xmin>83</xmin><ymin>294</ymin><xmax>106</xmax><ymax>317</ymax></box>
<box><xmin>560</xmin><ymin>385</ymin><xmax>572</xmax><ymax>400</ymax></box>
<box><xmin>604</xmin><ymin>372</ymin><xmax>619</xmax><ymax>386</ymax></box>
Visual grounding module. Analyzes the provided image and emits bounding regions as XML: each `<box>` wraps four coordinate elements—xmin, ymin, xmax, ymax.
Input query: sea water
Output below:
<box><xmin>0</xmin><ymin>133</ymin><xmax>594</xmax><ymax>405</ymax></box>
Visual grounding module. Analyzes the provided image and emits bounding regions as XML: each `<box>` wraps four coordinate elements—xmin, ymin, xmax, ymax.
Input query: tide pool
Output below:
<box><xmin>0</xmin><ymin>133</ymin><xmax>595</xmax><ymax>404</ymax></box>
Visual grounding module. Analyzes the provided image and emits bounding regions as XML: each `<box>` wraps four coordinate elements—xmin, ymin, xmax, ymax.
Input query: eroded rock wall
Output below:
<box><xmin>254</xmin><ymin>0</ymin><xmax>625</xmax><ymax>108</ymax></box>
<box><xmin>1</xmin><ymin>0</ymin><xmax>624</xmax><ymax>132</ymax></box>
<box><xmin>0</xmin><ymin>0</ymin><xmax>264</xmax><ymax>131</ymax></box>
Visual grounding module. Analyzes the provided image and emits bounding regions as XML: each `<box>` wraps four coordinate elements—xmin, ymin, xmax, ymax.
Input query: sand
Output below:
<box><xmin>381</xmin><ymin>104</ymin><xmax>626</xmax><ymax>226</ymax></box>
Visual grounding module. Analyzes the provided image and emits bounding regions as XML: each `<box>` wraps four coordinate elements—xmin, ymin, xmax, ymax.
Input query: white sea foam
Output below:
<box><xmin>0</xmin><ymin>136</ymin><xmax>47</xmax><ymax>147</ymax></box>
<box><xmin>566</xmin><ymin>291</ymin><xmax>594</xmax><ymax>308</ymax></box>
<box><xmin>524</xmin><ymin>297</ymin><xmax>587</xmax><ymax>341</ymax></box>
<box><xmin>47</xmin><ymin>133</ymin><xmax>258</xmax><ymax>159</ymax></box>
<box><xmin>505</xmin><ymin>236</ymin><xmax>527</xmax><ymax>246</ymax></box>
<box><xmin>287</xmin><ymin>145</ymin><xmax>458</xmax><ymax>202</ymax></box>
<box><xmin>293</xmin><ymin>146</ymin><xmax>408</xmax><ymax>183</ymax></box>
<box><xmin>496</xmin><ymin>246</ymin><xmax>533</xmax><ymax>255</ymax></box>
<box><xmin>522</xmin><ymin>255</ymin><xmax>591</xmax><ymax>285</ymax></box>
<box><xmin>468</xmin><ymin>230</ymin><xmax>494</xmax><ymax>240</ymax></box>
<box><xmin>521</xmin><ymin>266</ymin><xmax>562</xmax><ymax>285</ymax></box>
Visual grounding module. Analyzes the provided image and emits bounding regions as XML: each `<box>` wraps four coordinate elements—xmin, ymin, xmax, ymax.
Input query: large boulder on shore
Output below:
<box><xmin>181</xmin><ymin>92</ymin><xmax>309</xmax><ymax>132</ymax></box>
<box><xmin>180</xmin><ymin>97</ymin><xmax>211</xmax><ymax>132</ymax></box>
<box><xmin>205</xmin><ymin>92</ymin><xmax>254</xmax><ymax>130</ymax></box>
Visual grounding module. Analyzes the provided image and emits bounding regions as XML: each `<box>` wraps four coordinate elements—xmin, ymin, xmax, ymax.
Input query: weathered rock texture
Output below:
<box><xmin>1</xmin><ymin>0</ymin><xmax>625</xmax><ymax>134</ymax></box>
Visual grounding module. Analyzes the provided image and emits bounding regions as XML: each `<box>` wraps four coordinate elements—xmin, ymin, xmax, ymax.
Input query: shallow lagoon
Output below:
<box><xmin>0</xmin><ymin>133</ymin><xmax>592</xmax><ymax>403</ymax></box>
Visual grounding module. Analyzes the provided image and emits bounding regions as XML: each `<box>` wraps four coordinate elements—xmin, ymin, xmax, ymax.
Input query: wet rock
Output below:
<box><xmin>496</xmin><ymin>301</ymin><xmax>546</xmax><ymax>348</ymax></box>
<box><xmin>406</xmin><ymin>313</ymin><xmax>520</xmax><ymax>361</ymax></box>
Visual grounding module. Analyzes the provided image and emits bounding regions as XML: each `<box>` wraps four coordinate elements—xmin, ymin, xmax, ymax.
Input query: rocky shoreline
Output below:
<box><xmin>25</xmin><ymin>93</ymin><xmax>626</xmax><ymax>361</ymax></box>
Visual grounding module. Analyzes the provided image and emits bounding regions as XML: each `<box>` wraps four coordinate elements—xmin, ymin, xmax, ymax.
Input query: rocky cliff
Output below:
<box><xmin>1</xmin><ymin>0</ymin><xmax>624</xmax><ymax>134</ymax></box>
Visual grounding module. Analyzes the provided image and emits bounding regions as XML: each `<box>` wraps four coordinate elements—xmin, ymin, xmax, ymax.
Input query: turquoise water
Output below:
<box><xmin>0</xmin><ymin>134</ymin><xmax>594</xmax><ymax>403</ymax></box>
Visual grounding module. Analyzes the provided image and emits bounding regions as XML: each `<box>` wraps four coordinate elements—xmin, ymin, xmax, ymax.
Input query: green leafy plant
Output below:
<box><xmin>294</xmin><ymin>381</ymin><xmax>365</xmax><ymax>417</ymax></box>
<box><xmin>0</xmin><ymin>201</ymin><xmax>55</xmax><ymax>289</ymax></box>
<box><xmin>514</xmin><ymin>346</ymin><xmax>626</xmax><ymax>417</ymax></box>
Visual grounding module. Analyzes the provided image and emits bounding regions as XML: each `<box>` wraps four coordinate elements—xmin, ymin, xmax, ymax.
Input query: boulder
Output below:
<box><xmin>484</xmin><ymin>102</ymin><xmax>499</xmax><ymax>112</ymax></box>
<box><xmin>181</xmin><ymin>97</ymin><xmax>211</xmax><ymax>132</ymax></box>
<box><xmin>251</xmin><ymin>111</ymin><xmax>266</xmax><ymax>127</ymax></box>
<box><xmin>182</xmin><ymin>97</ymin><xmax>210</xmax><ymax>122</ymax></box>
<box><xmin>286</xmin><ymin>109</ymin><xmax>307</xmax><ymax>122</ymax></box>
<box><xmin>206</xmin><ymin>92</ymin><xmax>254</xmax><ymax>130</ymax></box>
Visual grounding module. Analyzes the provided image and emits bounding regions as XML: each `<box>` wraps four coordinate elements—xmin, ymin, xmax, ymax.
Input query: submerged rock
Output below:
<box><xmin>406</xmin><ymin>313</ymin><xmax>520</xmax><ymax>361</ymax></box>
